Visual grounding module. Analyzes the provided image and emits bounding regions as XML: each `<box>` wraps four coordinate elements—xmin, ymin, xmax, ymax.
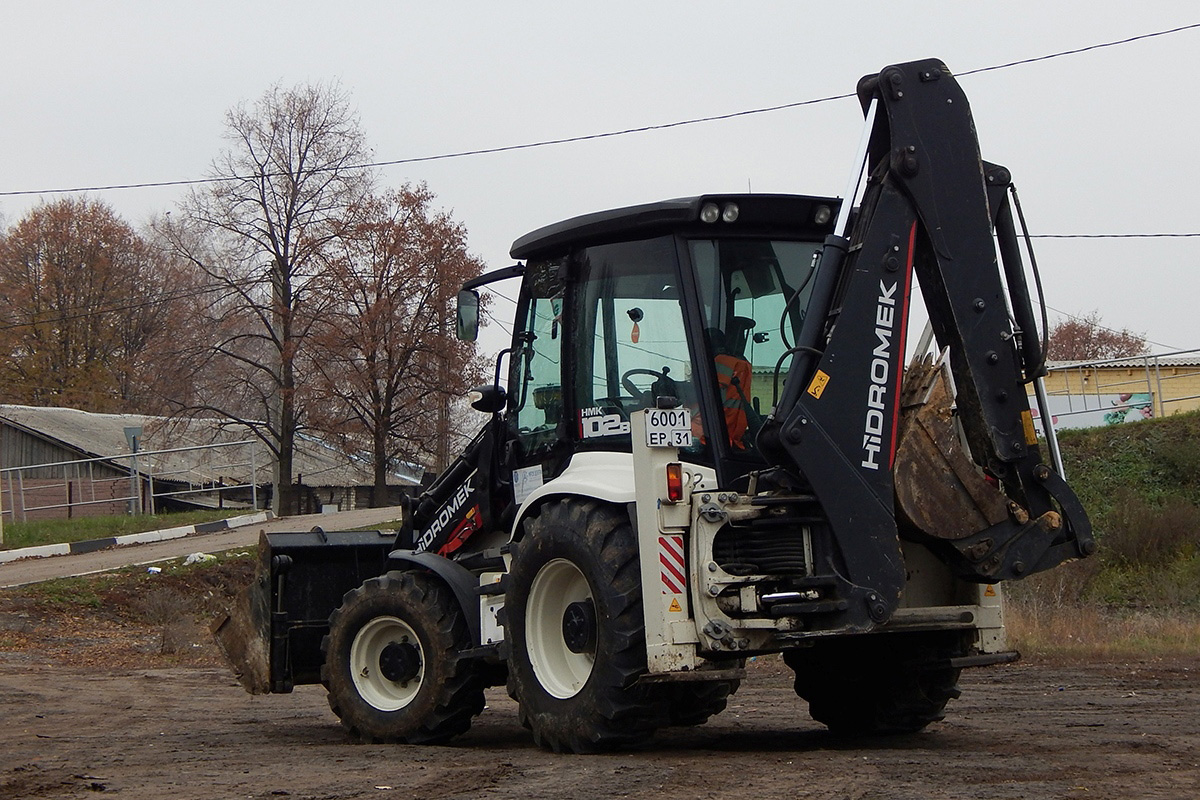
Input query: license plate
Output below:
<box><xmin>644</xmin><ymin>408</ymin><xmax>692</xmax><ymax>448</ymax></box>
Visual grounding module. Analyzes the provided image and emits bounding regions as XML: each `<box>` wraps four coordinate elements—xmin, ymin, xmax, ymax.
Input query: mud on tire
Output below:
<box><xmin>321</xmin><ymin>570</ymin><xmax>484</xmax><ymax>744</ymax></box>
<box><xmin>503</xmin><ymin>498</ymin><xmax>663</xmax><ymax>753</ymax></box>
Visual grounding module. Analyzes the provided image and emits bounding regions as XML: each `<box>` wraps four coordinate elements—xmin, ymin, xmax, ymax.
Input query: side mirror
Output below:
<box><xmin>456</xmin><ymin>289</ymin><xmax>480</xmax><ymax>342</ymax></box>
<box><xmin>467</xmin><ymin>383</ymin><xmax>506</xmax><ymax>414</ymax></box>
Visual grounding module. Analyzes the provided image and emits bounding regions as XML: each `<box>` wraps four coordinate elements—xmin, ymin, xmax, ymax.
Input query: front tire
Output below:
<box><xmin>322</xmin><ymin>570</ymin><xmax>484</xmax><ymax>744</ymax></box>
<box><xmin>504</xmin><ymin>499</ymin><xmax>662</xmax><ymax>753</ymax></box>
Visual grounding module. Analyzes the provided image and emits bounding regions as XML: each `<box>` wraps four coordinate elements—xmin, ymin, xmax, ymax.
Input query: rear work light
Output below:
<box><xmin>665</xmin><ymin>462</ymin><xmax>684</xmax><ymax>503</ymax></box>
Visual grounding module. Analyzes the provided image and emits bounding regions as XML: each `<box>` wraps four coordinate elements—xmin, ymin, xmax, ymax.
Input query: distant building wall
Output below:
<box><xmin>1030</xmin><ymin>354</ymin><xmax>1200</xmax><ymax>430</ymax></box>
<box><xmin>2</xmin><ymin>420</ymin><xmax>135</xmax><ymax>521</ymax></box>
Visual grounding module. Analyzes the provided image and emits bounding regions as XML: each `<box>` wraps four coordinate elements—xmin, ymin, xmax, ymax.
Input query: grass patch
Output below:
<box><xmin>18</xmin><ymin>575</ymin><xmax>106</xmax><ymax>609</ymax></box>
<box><xmin>0</xmin><ymin>549</ymin><xmax>258</xmax><ymax>665</ymax></box>
<box><xmin>1011</xmin><ymin>410</ymin><xmax>1200</xmax><ymax>658</ymax></box>
<box><xmin>1006</xmin><ymin>603</ymin><xmax>1200</xmax><ymax>661</ymax></box>
<box><xmin>13</xmin><ymin>548</ymin><xmax>256</xmax><ymax>614</ymax></box>
<box><xmin>345</xmin><ymin>518</ymin><xmax>404</xmax><ymax>533</ymax></box>
<box><xmin>1058</xmin><ymin>409</ymin><xmax>1200</xmax><ymax>519</ymax></box>
<box><xmin>1</xmin><ymin>509</ymin><xmax>248</xmax><ymax>551</ymax></box>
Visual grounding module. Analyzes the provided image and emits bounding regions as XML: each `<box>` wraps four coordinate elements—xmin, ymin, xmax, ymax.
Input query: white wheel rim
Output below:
<box><xmin>349</xmin><ymin>615</ymin><xmax>423</xmax><ymax>711</ymax></box>
<box><xmin>526</xmin><ymin>558</ymin><xmax>594</xmax><ymax>699</ymax></box>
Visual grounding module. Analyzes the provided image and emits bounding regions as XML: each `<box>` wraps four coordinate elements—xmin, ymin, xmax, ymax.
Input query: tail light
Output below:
<box><xmin>665</xmin><ymin>462</ymin><xmax>684</xmax><ymax>503</ymax></box>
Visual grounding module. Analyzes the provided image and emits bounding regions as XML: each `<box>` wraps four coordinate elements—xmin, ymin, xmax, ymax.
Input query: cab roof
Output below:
<box><xmin>509</xmin><ymin>193</ymin><xmax>840</xmax><ymax>260</ymax></box>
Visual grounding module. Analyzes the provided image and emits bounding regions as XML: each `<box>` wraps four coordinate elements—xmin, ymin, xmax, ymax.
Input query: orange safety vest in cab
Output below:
<box><xmin>692</xmin><ymin>354</ymin><xmax>754</xmax><ymax>449</ymax></box>
<box><xmin>715</xmin><ymin>353</ymin><xmax>753</xmax><ymax>448</ymax></box>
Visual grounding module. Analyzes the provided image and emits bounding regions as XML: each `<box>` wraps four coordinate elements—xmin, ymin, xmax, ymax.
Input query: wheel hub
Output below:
<box><xmin>378</xmin><ymin>640</ymin><xmax>422</xmax><ymax>684</ymax></box>
<box><xmin>561</xmin><ymin>600</ymin><xmax>597</xmax><ymax>654</ymax></box>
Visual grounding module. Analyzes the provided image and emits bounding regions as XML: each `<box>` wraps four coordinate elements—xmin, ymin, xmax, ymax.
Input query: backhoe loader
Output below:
<box><xmin>215</xmin><ymin>58</ymin><xmax>1093</xmax><ymax>752</ymax></box>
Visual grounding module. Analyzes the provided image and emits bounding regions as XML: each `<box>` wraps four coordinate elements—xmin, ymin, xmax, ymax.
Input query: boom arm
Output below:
<box><xmin>758</xmin><ymin>59</ymin><xmax>1093</xmax><ymax>608</ymax></box>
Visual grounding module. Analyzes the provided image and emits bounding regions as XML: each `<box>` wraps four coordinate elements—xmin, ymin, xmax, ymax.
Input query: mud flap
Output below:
<box><xmin>211</xmin><ymin>529</ymin><xmax>396</xmax><ymax>694</ymax></box>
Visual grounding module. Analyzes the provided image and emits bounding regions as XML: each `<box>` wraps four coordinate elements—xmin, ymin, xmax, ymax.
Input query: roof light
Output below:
<box><xmin>721</xmin><ymin>203</ymin><xmax>739</xmax><ymax>223</ymax></box>
<box><xmin>814</xmin><ymin>205</ymin><xmax>832</xmax><ymax>225</ymax></box>
<box><xmin>700</xmin><ymin>203</ymin><xmax>720</xmax><ymax>224</ymax></box>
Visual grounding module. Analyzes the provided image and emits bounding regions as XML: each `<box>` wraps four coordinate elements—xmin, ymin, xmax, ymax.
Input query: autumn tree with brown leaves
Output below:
<box><xmin>0</xmin><ymin>198</ymin><xmax>182</xmax><ymax>412</ymax></box>
<box><xmin>1046</xmin><ymin>311</ymin><xmax>1148</xmax><ymax>362</ymax></box>
<box><xmin>307</xmin><ymin>185</ymin><xmax>487</xmax><ymax>503</ymax></box>
<box><xmin>159</xmin><ymin>81</ymin><xmax>373</xmax><ymax>514</ymax></box>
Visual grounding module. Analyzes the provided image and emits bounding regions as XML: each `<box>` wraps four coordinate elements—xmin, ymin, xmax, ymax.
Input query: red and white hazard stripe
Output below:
<box><xmin>659</xmin><ymin>535</ymin><xmax>685</xmax><ymax>594</ymax></box>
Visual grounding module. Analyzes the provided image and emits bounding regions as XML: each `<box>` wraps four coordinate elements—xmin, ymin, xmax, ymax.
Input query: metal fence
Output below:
<box><xmin>0</xmin><ymin>439</ymin><xmax>260</xmax><ymax>524</ymax></box>
<box><xmin>1037</xmin><ymin>348</ymin><xmax>1200</xmax><ymax>427</ymax></box>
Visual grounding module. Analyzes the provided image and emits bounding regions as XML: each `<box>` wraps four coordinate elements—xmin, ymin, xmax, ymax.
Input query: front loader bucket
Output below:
<box><xmin>211</xmin><ymin>533</ymin><xmax>274</xmax><ymax>694</ymax></box>
<box><xmin>211</xmin><ymin>528</ymin><xmax>397</xmax><ymax>694</ymax></box>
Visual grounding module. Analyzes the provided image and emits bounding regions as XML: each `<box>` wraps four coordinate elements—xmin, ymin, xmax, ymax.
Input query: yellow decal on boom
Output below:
<box><xmin>668</xmin><ymin>597</ymin><xmax>682</xmax><ymax>613</ymax></box>
<box><xmin>1021</xmin><ymin>409</ymin><xmax>1038</xmax><ymax>445</ymax></box>
<box><xmin>807</xmin><ymin>370</ymin><xmax>831</xmax><ymax>399</ymax></box>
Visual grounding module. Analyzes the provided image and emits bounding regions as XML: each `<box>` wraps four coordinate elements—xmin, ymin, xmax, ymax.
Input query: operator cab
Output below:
<box><xmin>484</xmin><ymin>194</ymin><xmax>839</xmax><ymax>490</ymax></box>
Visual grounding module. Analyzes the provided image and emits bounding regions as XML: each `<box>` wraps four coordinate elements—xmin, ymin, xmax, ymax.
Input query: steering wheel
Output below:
<box><xmin>620</xmin><ymin>368</ymin><xmax>669</xmax><ymax>405</ymax></box>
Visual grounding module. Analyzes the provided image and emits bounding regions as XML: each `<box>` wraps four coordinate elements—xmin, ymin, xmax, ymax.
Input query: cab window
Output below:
<box><xmin>687</xmin><ymin>239</ymin><xmax>823</xmax><ymax>453</ymax></box>
<box><xmin>510</xmin><ymin>257</ymin><xmax>566</xmax><ymax>455</ymax></box>
<box><xmin>572</xmin><ymin>237</ymin><xmax>690</xmax><ymax>446</ymax></box>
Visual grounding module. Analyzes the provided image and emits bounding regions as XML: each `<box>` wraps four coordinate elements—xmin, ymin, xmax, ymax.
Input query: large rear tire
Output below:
<box><xmin>321</xmin><ymin>570</ymin><xmax>484</xmax><ymax>744</ymax></box>
<box><xmin>504</xmin><ymin>499</ymin><xmax>662</xmax><ymax>753</ymax></box>
<box><xmin>784</xmin><ymin>634</ymin><xmax>963</xmax><ymax>735</ymax></box>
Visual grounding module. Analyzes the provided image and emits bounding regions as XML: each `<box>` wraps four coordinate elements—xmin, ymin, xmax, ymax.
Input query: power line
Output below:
<box><xmin>1042</xmin><ymin>303</ymin><xmax>1179</xmax><ymax>352</ymax></box>
<box><xmin>1030</xmin><ymin>233</ymin><xmax>1200</xmax><ymax>239</ymax></box>
<box><xmin>3</xmin><ymin>22</ymin><xmax>1197</xmax><ymax>200</ymax></box>
<box><xmin>957</xmin><ymin>22</ymin><xmax>1200</xmax><ymax>77</ymax></box>
<box><xmin>0</xmin><ymin>277</ymin><xmax>263</xmax><ymax>333</ymax></box>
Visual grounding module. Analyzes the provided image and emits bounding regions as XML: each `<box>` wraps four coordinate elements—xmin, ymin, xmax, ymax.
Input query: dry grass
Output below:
<box><xmin>1007</xmin><ymin>602</ymin><xmax>1200</xmax><ymax>661</ymax></box>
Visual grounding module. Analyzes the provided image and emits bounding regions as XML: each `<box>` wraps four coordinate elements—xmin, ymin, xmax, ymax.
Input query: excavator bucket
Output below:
<box><xmin>893</xmin><ymin>352</ymin><xmax>1013</xmax><ymax>542</ymax></box>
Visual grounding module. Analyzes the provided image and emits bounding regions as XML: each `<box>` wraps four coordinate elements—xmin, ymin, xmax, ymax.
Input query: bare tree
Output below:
<box><xmin>307</xmin><ymin>185</ymin><xmax>488</xmax><ymax>503</ymax></box>
<box><xmin>1046</xmin><ymin>311</ymin><xmax>1148</xmax><ymax>362</ymax></box>
<box><xmin>158</xmin><ymin>81</ymin><xmax>373</xmax><ymax>514</ymax></box>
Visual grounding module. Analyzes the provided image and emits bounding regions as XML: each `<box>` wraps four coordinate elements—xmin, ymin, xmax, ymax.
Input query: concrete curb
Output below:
<box><xmin>0</xmin><ymin>511</ymin><xmax>274</xmax><ymax>565</ymax></box>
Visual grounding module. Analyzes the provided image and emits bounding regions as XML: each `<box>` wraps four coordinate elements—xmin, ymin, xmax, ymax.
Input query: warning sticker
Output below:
<box><xmin>659</xmin><ymin>535</ymin><xmax>685</xmax><ymax>594</ymax></box>
<box><xmin>1021</xmin><ymin>409</ymin><xmax>1038</xmax><ymax>445</ymax></box>
<box><xmin>984</xmin><ymin>585</ymin><xmax>997</xmax><ymax>597</ymax></box>
<box><xmin>806</xmin><ymin>369</ymin><xmax>831</xmax><ymax>399</ymax></box>
<box><xmin>668</xmin><ymin>597</ymin><xmax>682</xmax><ymax>613</ymax></box>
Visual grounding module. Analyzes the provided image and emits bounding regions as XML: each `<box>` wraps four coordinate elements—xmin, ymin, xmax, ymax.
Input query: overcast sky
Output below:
<box><xmin>2</xmin><ymin>2</ymin><xmax>1197</xmax><ymax>358</ymax></box>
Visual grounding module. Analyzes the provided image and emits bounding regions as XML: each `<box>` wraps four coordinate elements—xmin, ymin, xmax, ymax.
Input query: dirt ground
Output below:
<box><xmin>1</xmin><ymin>556</ymin><xmax>1197</xmax><ymax>799</ymax></box>
<box><xmin>3</xmin><ymin>635</ymin><xmax>1198</xmax><ymax>799</ymax></box>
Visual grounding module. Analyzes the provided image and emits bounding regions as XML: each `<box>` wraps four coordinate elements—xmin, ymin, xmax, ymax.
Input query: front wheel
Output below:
<box><xmin>504</xmin><ymin>499</ymin><xmax>662</xmax><ymax>753</ymax></box>
<box><xmin>321</xmin><ymin>570</ymin><xmax>484</xmax><ymax>744</ymax></box>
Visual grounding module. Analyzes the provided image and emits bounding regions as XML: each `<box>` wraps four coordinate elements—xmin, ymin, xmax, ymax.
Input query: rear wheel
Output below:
<box><xmin>784</xmin><ymin>634</ymin><xmax>963</xmax><ymax>735</ymax></box>
<box><xmin>322</xmin><ymin>570</ymin><xmax>484</xmax><ymax>744</ymax></box>
<box><xmin>504</xmin><ymin>499</ymin><xmax>662</xmax><ymax>753</ymax></box>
